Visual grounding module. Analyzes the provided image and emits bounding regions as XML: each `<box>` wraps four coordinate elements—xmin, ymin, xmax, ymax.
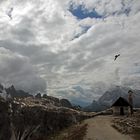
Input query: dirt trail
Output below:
<box><xmin>84</xmin><ymin>116</ymin><xmax>134</xmax><ymax>140</ymax></box>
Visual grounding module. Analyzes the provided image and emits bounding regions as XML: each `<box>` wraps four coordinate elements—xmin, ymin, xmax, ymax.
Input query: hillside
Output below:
<box><xmin>0</xmin><ymin>84</ymin><xmax>93</xmax><ymax>140</ymax></box>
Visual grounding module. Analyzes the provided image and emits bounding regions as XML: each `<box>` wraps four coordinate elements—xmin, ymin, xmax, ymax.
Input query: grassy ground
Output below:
<box><xmin>134</xmin><ymin>112</ymin><xmax>140</xmax><ymax>140</ymax></box>
<box><xmin>112</xmin><ymin>111</ymin><xmax>140</xmax><ymax>140</ymax></box>
<box><xmin>132</xmin><ymin>125</ymin><xmax>140</xmax><ymax>140</ymax></box>
<box><xmin>48</xmin><ymin>123</ymin><xmax>88</xmax><ymax>140</ymax></box>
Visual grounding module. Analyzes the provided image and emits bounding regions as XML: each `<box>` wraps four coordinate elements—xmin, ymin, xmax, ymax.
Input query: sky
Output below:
<box><xmin>0</xmin><ymin>0</ymin><xmax>140</xmax><ymax>105</ymax></box>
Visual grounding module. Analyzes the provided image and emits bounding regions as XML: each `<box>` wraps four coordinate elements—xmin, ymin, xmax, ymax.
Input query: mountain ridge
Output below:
<box><xmin>84</xmin><ymin>86</ymin><xmax>140</xmax><ymax>112</ymax></box>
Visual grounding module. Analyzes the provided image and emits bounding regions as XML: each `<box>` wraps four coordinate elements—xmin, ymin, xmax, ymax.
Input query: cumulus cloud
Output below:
<box><xmin>0</xmin><ymin>47</ymin><xmax>46</xmax><ymax>93</ymax></box>
<box><xmin>0</xmin><ymin>0</ymin><xmax>140</xmax><ymax>103</ymax></box>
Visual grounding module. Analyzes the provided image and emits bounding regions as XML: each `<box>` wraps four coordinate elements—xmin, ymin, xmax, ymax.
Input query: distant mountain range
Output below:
<box><xmin>84</xmin><ymin>86</ymin><xmax>140</xmax><ymax>112</ymax></box>
<box><xmin>1</xmin><ymin>83</ymin><xmax>140</xmax><ymax>112</ymax></box>
<box><xmin>56</xmin><ymin>85</ymin><xmax>96</xmax><ymax>107</ymax></box>
<box><xmin>0</xmin><ymin>84</ymin><xmax>32</xmax><ymax>99</ymax></box>
<box><xmin>0</xmin><ymin>83</ymin><xmax>79</xmax><ymax>109</ymax></box>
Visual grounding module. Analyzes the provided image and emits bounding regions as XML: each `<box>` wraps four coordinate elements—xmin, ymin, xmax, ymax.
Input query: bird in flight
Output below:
<box><xmin>7</xmin><ymin>7</ymin><xmax>14</xmax><ymax>20</ymax></box>
<box><xmin>114</xmin><ymin>54</ymin><xmax>120</xmax><ymax>61</ymax></box>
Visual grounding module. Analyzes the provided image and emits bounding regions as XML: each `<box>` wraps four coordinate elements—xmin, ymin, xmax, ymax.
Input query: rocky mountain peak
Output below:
<box><xmin>84</xmin><ymin>86</ymin><xmax>140</xmax><ymax>112</ymax></box>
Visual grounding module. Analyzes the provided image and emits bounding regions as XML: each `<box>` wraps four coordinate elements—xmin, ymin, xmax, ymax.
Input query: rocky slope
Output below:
<box><xmin>0</xmin><ymin>84</ymin><xmax>91</xmax><ymax>140</ymax></box>
<box><xmin>0</xmin><ymin>97</ymin><xmax>91</xmax><ymax>140</ymax></box>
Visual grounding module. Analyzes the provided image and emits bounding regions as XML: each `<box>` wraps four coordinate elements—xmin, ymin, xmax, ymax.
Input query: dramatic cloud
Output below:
<box><xmin>0</xmin><ymin>0</ymin><xmax>140</xmax><ymax>104</ymax></box>
<box><xmin>0</xmin><ymin>47</ymin><xmax>46</xmax><ymax>93</ymax></box>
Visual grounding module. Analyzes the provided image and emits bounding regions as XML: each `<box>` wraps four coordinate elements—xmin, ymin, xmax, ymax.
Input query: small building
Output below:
<box><xmin>111</xmin><ymin>97</ymin><xmax>131</xmax><ymax>115</ymax></box>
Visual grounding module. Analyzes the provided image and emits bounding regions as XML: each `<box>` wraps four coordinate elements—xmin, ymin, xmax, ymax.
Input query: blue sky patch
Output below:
<box><xmin>69</xmin><ymin>4</ymin><xmax>103</xmax><ymax>19</ymax></box>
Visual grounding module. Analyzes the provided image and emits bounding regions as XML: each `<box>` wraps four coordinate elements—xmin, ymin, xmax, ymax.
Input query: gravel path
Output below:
<box><xmin>84</xmin><ymin>116</ymin><xmax>134</xmax><ymax>140</ymax></box>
